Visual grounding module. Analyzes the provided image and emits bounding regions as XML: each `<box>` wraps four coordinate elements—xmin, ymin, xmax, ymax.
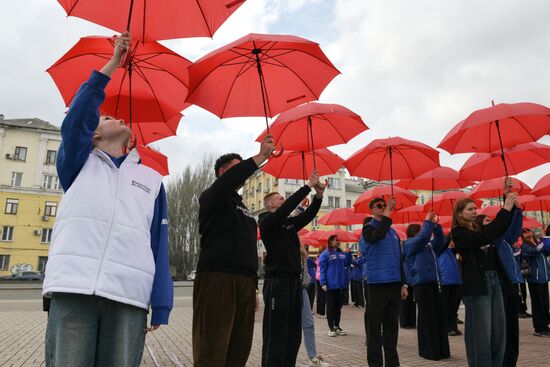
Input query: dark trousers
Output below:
<box><xmin>351</xmin><ymin>279</ymin><xmax>365</xmax><ymax>307</ymax></box>
<box><xmin>519</xmin><ymin>281</ymin><xmax>528</xmax><ymax>313</ymax></box>
<box><xmin>527</xmin><ymin>282</ymin><xmax>550</xmax><ymax>333</ymax></box>
<box><xmin>307</xmin><ymin>283</ymin><xmax>316</xmax><ymax>310</ymax></box>
<box><xmin>415</xmin><ymin>283</ymin><xmax>450</xmax><ymax>360</ymax></box>
<box><xmin>262</xmin><ymin>277</ymin><xmax>302</xmax><ymax>367</ymax></box>
<box><xmin>343</xmin><ymin>286</ymin><xmax>350</xmax><ymax>305</ymax></box>
<box><xmin>442</xmin><ymin>284</ymin><xmax>460</xmax><ymax>332</ymax></box>
<box><xmin>193</xmin><ymin>272</ymin><xmax>256</xmax><ymax>367</ymax></box>
<box><xmin>366</xmin><ymin>283</ymin><xmax>401</xmax><ymax>367</ymax></box>
<box><xmin>326</xmin><ymin>289</ymin><xmax>344</xmax><ymax>330</ymax></box>
<box><xmin>399</xmin><ymin>286</ymin><xmax>416</xmax><ymax>328</ymax></box>
<box><xmin>316</xmin><ymin>281</ymin><xmax>326</xmax><ymax>315</ymax></box>
<box><xmin>503</xmin><ymin>286</ymin><xmax>520</xmax><ymax>367</ymax></box>
<box><xmin>363</xmin><ymin>282</ymin><xmax>369</xmax><ymax>338</ymax></box>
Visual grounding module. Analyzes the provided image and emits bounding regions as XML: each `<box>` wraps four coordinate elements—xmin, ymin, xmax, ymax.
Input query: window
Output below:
<box><xmin>420</xmin><ymin>194</ymin><xmax>425</xmax><ymax>204</ymax></box>
<box><xmin>346</xmin><ymin>200</ymin><xmax>352</xmax><ymax>208</ymax></box>
<box><xmin>312</xmin><ymin>216</ymin><xmax>318</xmax><ymax>230</ymax></box>
<box><xmin>258</xmin><ymin>182</ymin><xmax>262</xmax><ymax>193</ymax></box>
<box><xmin>285</xmin><ymin>192</ymin><xmax>293</xmax><ymax>199</ymax></box>
<box><xmin>41</xmin><ymin>228</ymin><xmax>53</xmax><ymax>243</ymax></box>
<box><xmin>5</xmin><ymin>199</ymin><xmax>18</xmax><ymax>214</ymax></box>
<box><xmin>14</xmin><ymin>146</ymin><xmax>27</xmax><ymax>161</ymax></box>
<box><xmin>0</xmin><ymin>255</ymin><xmax>9</xmax><ymax>271</ymax></box>
<box><xmin>43</xmin><ymin>175</ymin><xmax>60</xmax><ymax>190</ymax></box>
<box><xmin>334</xmin><ymin>197</ymin><xmax>340</xmax><ymax>208</ymax></box>
<box><xmin>11</xmin><ymin>172</ymin><xmax>22</xmax><ymax>187</ymax></box>
<box><xmin>267</xmin><ymin>178</ymin><xmax>272</xmax><ymax>191</ymax></box>
<box><xmin>46</xmin><ymin>150</ymin><xmax>57</xmax><ymax>165</ymax></box>
<box><xmin>328</xmin><ymin>196</ymin><xmax>334</xmax><ymax>207</ymax></box>
<box><xmin>328</xmin><ymin>177</ymin><xmax>341</xmax><ymax>189</ymax></box>
<box><xmin>286</xmin><ymin>179</ymin><xmax>298</xmax><ymax>185</ymax></box>
<box><xmin>37</xmin><ymin>256</ymin><xmax>48</xmax><ymax>272</ymax></box>
<box><xmin>258</xmin><ymin>200</ymin><xmax>262</xmax><ymax>210</ymax></box>
<box><xmin>1</xmin><ymin>226</ymin><xmax>14</xmax><ymax>241</ymax></box>
<box><xmin>251</xmin><ymin>204</ymin><xmax>256</xmax><ymax>211</ymax></box>
<box><xmin>44</xmin><ymin>202</ymin><xmax>58</xmax><ymax>217</ymax></box>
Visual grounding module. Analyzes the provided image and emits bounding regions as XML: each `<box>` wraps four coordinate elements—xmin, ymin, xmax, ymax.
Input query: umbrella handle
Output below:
<box><xmin>271</xmin><ymin>144</ymin><xmax>284</xmax><ymax>158</ymax></box>
<box><xmin>119</xmin><ymin>44</ymin><xmax>132</xmax><ymax>69</ymax></box>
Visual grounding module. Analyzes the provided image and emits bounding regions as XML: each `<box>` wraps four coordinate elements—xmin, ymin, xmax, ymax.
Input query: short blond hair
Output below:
<box><xmin>263</xmin><ymin>192</ymin><xmax>280</xmax><ymax>208</ymax></box>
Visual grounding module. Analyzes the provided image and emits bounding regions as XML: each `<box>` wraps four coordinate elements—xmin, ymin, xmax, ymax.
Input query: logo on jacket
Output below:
<box><xmin>236</xmin><ymin>205</ymin><xmax>255</xmax><ymax>219</ymax></box>
<box><xmin>131</xmin><ymin>180</ymin><xmax>151</xmax><ymax>193</ymax></box>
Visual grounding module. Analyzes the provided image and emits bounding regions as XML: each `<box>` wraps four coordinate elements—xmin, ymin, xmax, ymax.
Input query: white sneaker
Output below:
<box><xmin>309</xmin><ymin>356</ymin><xmax>330</xmax><ymax>366</ymax></box>
<box><xmin>327</xmin><ymin>329</ymin><xmax>337</xmax><ymax>337</ymax></box>
<box><xmin>335</xmin><ymin>327</ymin><xmax>347</xmax><ymax>336</ymax></box>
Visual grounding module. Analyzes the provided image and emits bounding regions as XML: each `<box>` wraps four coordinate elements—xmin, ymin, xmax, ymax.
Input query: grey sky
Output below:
<box><xmin>1</xmin><ymin>0</ymin><xmax>548</xmax><ymax>186</ymax></box>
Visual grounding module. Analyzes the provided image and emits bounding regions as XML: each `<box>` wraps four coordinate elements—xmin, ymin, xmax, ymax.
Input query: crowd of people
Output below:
<box><xmin>40</xmin><ymin>32</ymin><xmax>550</xmax><ymax>367</ymax></box>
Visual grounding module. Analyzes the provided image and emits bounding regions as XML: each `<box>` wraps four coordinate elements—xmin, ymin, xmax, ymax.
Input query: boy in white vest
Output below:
<box><xmin>43</xmin><ymin>32</ymin><xmax>173</xmax><ymax>367</ymax></box>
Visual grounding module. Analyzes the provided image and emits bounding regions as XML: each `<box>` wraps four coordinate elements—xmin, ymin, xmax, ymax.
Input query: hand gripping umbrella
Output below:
<box><xmin>470</xmin><ymin>177</ymin><xmax>531</xmax><ymax>201</ymax></box>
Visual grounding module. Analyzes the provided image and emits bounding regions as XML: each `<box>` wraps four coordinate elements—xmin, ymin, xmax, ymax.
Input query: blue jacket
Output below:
<box><xmin>359</xmin><ymin>218</ymin><xmax>402</xmax><ymax>284</ymax></box>
<box><xmin>495</xmin><ymin>209</ymin><xmax>524</xmax><ymax>284</ymax></box>
<box><xmin>403</xmin><ymin>221</ymin><xmax>446</xmax><ymax>286</ymax></box>
<box><xmin>402</xmin><ymin>258</ymin><xmax>413</xmax><ymax>285</ymax></box>
<box><xmin>522</xmin><ymin>240</ymin><xmax>550</xmax><ymax>284</ymax></box>
<box><xmin>319</xmin><ymin>248</ymin><xmax>352</xmax><ymax>290</ymax></box>
<box><xmin>306</xmin><ymin>257</ymin><xmax>317</xmax><ymax>282</ymax></box>
<box><xmin>438</xmin><ymin>249</ymin><xmax>462</xmax><ymax>286</ymax></box>
<box><xmin>351</xmin><ymin>257</ymin><xmax>364</xmax><ymax>281</ymax></box>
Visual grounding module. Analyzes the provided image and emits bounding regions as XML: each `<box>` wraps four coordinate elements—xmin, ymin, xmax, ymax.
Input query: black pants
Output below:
<box><xmin>316</xmin><ymin>281</ymin><xmax>326</xmax><ymax>316</ymax></box>
<box><xmin>363</xmin><ymin>282</ymin><xmax>369</xmax><ymax>339</ymax></box>
<box><xmin>415</xmin><ymin>283</ymin><xmax>450</xmax><ymax>361</ymax></box>
<box><xmin>351</xmin><ymin>279</ymin><xmax>365</xmax><ymax>307</ymax></box>
<box><xmin>519</xmin><ymin>281</ymin><xmax>528</xmax><ymax>313</ymax></box>
<box><xmin>342</xmin><ymin>286</ymin><xmax>350</xmax><ymax>305</ymax></box>
<box><xmin>262</xmin><ymin>277</ymin><xmax>302</xmax><ymax>367</ymax></box>
<box><xmin>399</xmin><ymin>286</ymin><xmax>416</xmax><ymax>328</ymax></box>
<box><xmin>441</xmin><ymin>284</ymin><xmax>460</xmax><ymax>332</ymax></box>
<box><xmin>503</xmin><ymin>285</ymin><xmax>520</xmax><ymax>367</ymax></box>
<box><xmin>527</xmin><ymin>282</ymin><xmax>550</xmax><ymax>333</ymax></box>
<box><xmin>307</xmin><ymin>283</ymin><xmax>316</xmax><ymax>310</ymax></box>
<box><xmin>326</xmin><ymin>289</ymin><xmax>344</xmax><ymax>330</ymax></box>
<box><xmin>366</xmin><ymin>283</ymin><xmax>401</xmax><ymax>367</ymax></box>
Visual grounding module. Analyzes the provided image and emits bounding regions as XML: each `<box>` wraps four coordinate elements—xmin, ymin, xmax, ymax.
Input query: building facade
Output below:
<box><xmin>0</xmin><ymin>116</ymin><xmax>61</xmax><ymax>276</ymax></box>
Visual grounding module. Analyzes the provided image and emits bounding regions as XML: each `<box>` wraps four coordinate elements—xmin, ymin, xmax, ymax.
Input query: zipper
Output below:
<box><xmin>428</xmin><ymin>243</ymin><xmax>441</xmax><ymax>292</ymax></box>
<box><xmin>542</xmin><ymin>253</ymin><xmax>548</xmax><ymax>282</ymax></box>
<box><xmin>93</xmin><ymin>166</ymin><xmax>121</xmax><ymax>292</ymax></box>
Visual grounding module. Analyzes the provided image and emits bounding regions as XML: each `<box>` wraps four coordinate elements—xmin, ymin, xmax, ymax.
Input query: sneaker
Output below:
<box><xmin>328</xmin><ymin>329</ymin><xmax>337</xmax><ymax>337</ymax></box>
<box><xmin>309</xmin><ymin>356</ymin><xmax>330</xmax><ymax>367</ymax></box>
<box><xmin>533</xmin><ymin>330</ymin><xmax>550</xmax><ymax>337</ymax></box>
<box><xmin>456</xmin><ymin>318</ymin><xmax>464</xmax><ymax>324</ymax></box>
<box><xmin>448</xmin><ymin>330</ymin><xmax>462</xmax><ymax>336</ymax></box>
<box><xmin>335</xmin><ymin>327</ymin><xmax>347</xmax><ymax>336</ymax></box>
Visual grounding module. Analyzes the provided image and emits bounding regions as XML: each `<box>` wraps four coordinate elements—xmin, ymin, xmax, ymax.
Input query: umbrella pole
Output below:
<box><xmin>126</xmin><ymin>0</ymin><xmax>135</xmax><ymax>30</ymax></box>
<box><xmin>389</xmin><ymin>146</ymin><xmax>394</xmax><ymax>196</ymax></box>
<box><xmin>308</xmin><ymin>116</ymin><xmax>317</xmax><ymax>170</ymax></box>
<box><xmin>495</xmin><ymin>120</ymin><xmax>510</xmax><ymax>177</ymax></box>
<box><xmin>128</xmin><ymin>62</ymin><xmax>133</xmax><ymax>135</ymax></box>
<box><xmin>302</xmin><ymin>151</ymin><xmax>307</xmax><ymax>185</ymax></box>
<box><xmin>431</xmin><ymin>178</ymin><xmax>434</xmax><ymax>210</ymax></box>
<box><xmin>252</xmin><ymin>47</ymin><xmax>270</xmax><ymax>134</ymax></box>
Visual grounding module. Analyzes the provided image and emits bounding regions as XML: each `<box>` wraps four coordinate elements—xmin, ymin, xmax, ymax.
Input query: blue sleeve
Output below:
<box><xmin>521</xmin><ymin>243</ymin><xmax>539</xmax><ymax>257</ymax></box>
<box><xmin>307</xmin><ymin>258</ymin><xmax>316</xmax><ymax>271</ymax></box>
<box><xmin>56</xmin><ymin>70</ymin><xmax>110</xmax><ymax>191</ymax></box>
<box><xmin>502</xmin><ymin>209</ymin><xmax>523</xmax><ymax>245</ymax></box>
<box><xmin>149</xmin><ymin>184</ymin><xmax>174</xmax><ymax>325</ymax></box>
<box><xmin>403</xmin><ymin>221</ymin><xmax>434</xmax><ymax>257</ymax></box>
<box><xmin>319</xmin><ymin>252</ymin><xmax>328</xmax><ymax>286</ymax></box>
<box><xmin>543</xmin><ymin>237</ymin><xmax>550</xmax><ymax>252</ymax></box>
<box><xmin>344</xmin><ymin>252</ymin><xmax>353</xmax><ymax>267</ymax></box>
<box><xmin>352</xmin><ymin>256</ymin><xmax>366</xmax><ymax>265</ymax></box>
<box><xmin>432</xmin><ymin>225</ymin><xmax>446</xmax><ymax>254</ymax></box>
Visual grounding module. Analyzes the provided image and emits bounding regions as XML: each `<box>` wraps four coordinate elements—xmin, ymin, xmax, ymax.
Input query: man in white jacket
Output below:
<box><xmin>43</xmin><ymin>32</ymin><xmax>173</xmax><ymax>367</ymax></box>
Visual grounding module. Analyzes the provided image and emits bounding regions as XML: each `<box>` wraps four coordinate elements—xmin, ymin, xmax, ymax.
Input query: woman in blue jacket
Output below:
<box><xmin>521</xmin><ymin>228</ymin><xmax>550</xmax><ymax>337</ymax></box>
<box><xmin>438</xmin><ymin>241</ymin><xmax>462</xmax><ymax>336</ymax></box>
<box><xmin>350</xmin><ymin>253</ymin><xmax>365</xmax><ymax>308</ymax></box>
<box><xmin>319</xmin><ymin>235</ymin><xmax>352</xmax><ymax>337</ymax></box>
<box><xmin>403</xmin><ymin>211</ymin><xmax>448</xmax><ymax>361</ymax></box>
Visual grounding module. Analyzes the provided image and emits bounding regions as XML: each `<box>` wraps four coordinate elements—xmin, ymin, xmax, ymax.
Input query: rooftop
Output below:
<box><xmin>0</xmin><ymin>115</ymin><xmax>59</xmax><ymax>132</ymax></box>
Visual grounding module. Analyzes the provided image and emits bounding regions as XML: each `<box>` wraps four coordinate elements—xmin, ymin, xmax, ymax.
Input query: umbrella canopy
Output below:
<box><xmin>423</xmin><ymin>191</ymin><xmax>482</xmax><ymax>216</ymax></box>
<box><xmin>317</xmin><ymin>230</ymin><xmax>358</xmax><ymax>243</ymax></box>
<box><xmin>256</xmin><ymin>102</ymin><xmax>368</xmax><ymax>151</ymax></box>
<box><xmin>186</xmin><ymin>33</ymin><xmax>340</xmax><ymax>126</ymax></box>
<box><xmin>136</xmin><ymin>145</ymin><xmax>169</xmax><ymax>176</ymax></box>
<box><xmin>478</xmin><ymin>205</ymin><xmax>503</xmax><ymax>218</ymax></box>
<box><xmin>300</xmin><ymin>235</ymin><xmax>321</xmax><ymax>247</ymax></box>
<box><xmin>519</xmin><ymin>195</ymin><xmax>550</xmax><ymax>212</ymax></box>
<box><xmin>261</xmin><ymin>149</ymin><xmax>344</xmax><ymax>180</ymax></box>
<box><xmin>318</xmin><ymin>208</ymin><xmax>367</xmax><ymax>226</ymax></box>
<box><xmin>56</xmin><ymin>0</ymin><xmax>247</xmax><ymax>42</ymax></box>
<box><xmin>469</xmin><ymin>177</ymin><xmax>531</xmax><ymax>199</ymax></box>
<box><xmin>354</xmin><ymin>185</ymin><xmax>419</xmax><ymax>213</ymax></box>
<box><xmin>391</xmin><ymin>205</ymin><xmax>425</xmax><ymax>224</ymax></box>
<box><xmin>345</xmin><ymin>137</ymin><xmax>440</xmax><ymax>188</ymax></box>
<box><xmin>131</xmin><ymin>113</ymin><xmax>182</xmax><ymax>145</ymax></box>
<box><xmin>532</xmin><ymin>173</ymin><xmax>550</xmax><ymax>196</ymax></box>
<box><xmin>523</xmin><ymin>216</ymin><xmax>543</xmax><ymax>229</ymax></box>
<box><xmin>458</xmin><ymin>142</ymin><xmax>550</xmax><ymax>181</ymax></box>
<box><xmin>396</xmin><ymin>166</ymin><xmax>474</xmax><ymax>191</ymax></box>
<box><xmin>48</xmin><ymin>36</ymin><xmax>191</xmax><ymax>124</ymax></box>
<box><xmin>438</xmin><ymin>216</ymin><xmax>452</xmax><ymax>229</ymax></box>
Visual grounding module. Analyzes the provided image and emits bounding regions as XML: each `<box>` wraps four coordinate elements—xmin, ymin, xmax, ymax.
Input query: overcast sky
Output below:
<box><xmin>1</xmin><ymin>0</ymin><xmax>549</xmax><ymax>186</ymax></box>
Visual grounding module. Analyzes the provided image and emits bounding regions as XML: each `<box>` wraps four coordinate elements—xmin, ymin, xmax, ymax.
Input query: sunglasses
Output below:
<box><xmin>522</xmin><ymin>229</ymin><xmax>532</xmax><ymax>233</ymax></box>
<box><xmin>374</xmin><ymin>203</ymin><xmax>387</xmax><ymax>209</ymax></box>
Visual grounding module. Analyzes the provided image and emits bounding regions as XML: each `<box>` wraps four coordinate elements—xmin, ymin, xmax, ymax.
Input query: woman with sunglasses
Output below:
<box><xmin>520</xmin><ymin>227</ymin><xmax>550</xmax><ymax>337</ymax></box>
<box><xmin>450</xmin><ymin>178</ymin><xmax>518</xmax><ymax>367</ymax></box>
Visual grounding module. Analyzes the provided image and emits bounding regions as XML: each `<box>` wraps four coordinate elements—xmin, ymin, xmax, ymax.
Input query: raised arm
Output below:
<box><xmin>362</xmin><ymin>216</ymin><xmax>392</xmax><ymax>243</ymax></box>
<box><xmin>403</xmin><ymin>220</ymin><xmax>435</xmax><ymax>257</ymax></box>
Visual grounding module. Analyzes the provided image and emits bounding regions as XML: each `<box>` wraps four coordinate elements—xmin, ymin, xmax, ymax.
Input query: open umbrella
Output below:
<box><xmin>261</xmin><ymin>149</ymin><xmax>344</xmax><ymax>180</ymax></box>
<box><xmin>186</xmin><ymin>33</ymin><xmax>340</xmax><ymax>132</ymax></box>
<box><xmin>345</xmin><ymin>137</ymin><xmax>440</xmax><ymax>194</ymax></box>
<box><xmin>478</xmin><ymin>205</ymin><xmax>503</xmax><ymax>218</ymax></box>
<box><xmin>438</xmin><ymin>101</ymin><xmax>550</xmax><ymax>176</ymax></box>
<box><xmin>56</xmin><ymin>0</ymin><xmax>247</xmax><ymax>42</ymax></box>
<box><xmin>532</xmin><ymin>173</ymin><xmax>550</xmax><ymax>196</ymax></box>
<box><xmin>391</xmin><ymin>205</ymin><xmax>425</xmax><ymax>224</ymax></box>
<box><xmin>131</xmin><ymin>113</ymin><xmax>183</xmax><ymax>145</ymax></box>
<box><xmin>317</xmin><ymin>230</ymin><xmax>358</xmax><ymax>243</ymax></box>
<box><xmin>519</xmin><ymin>195</ymin><xmax>550</xmax><ymax>226</ymax></box>
<box><xmin>136</xmin><ymin>144</ymin><xmax>169</xmax><ymax>176</ymax></box>
<box><xmin>470</xmin><ymin>177</ymin><xmax>531</xmax><ymax>200</ymax></box>
<box><xmin>523</xmin><ymin>216</ymin><xmax>543</xmax><ymax>229</ymax></box>
<box><xmin>353</xmin><ymin>185</ymin><xmax>418</xmax><ymax>213</ymax></box>
<box><xmin>318</xmin><ymin>208</ymin><xmax>367</xmax><ymax>226</ymax></box>
<box><xmin>458</xmin><ymin>142</ymin><xmax>550</xmax><ymax>181</ymax></box>
<box><xmin>423</xmin><ymin>191</ymin><xmax>482</xmax><ymax>216</ymax></box>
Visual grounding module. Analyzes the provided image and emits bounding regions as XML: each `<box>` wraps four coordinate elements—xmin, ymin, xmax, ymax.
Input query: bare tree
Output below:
<box><xmin>166</xmin><ymin>155</ymin><xmax>215</xmax><ymax>279</ymax></box>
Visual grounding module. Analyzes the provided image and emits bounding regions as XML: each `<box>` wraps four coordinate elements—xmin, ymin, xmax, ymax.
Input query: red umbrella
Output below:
<box><xmin>317</xmin><ymin>230</ymin><xmax>358</xmax><ymax>243</ymax></box>
<box><xmin>261</xmin><ymin>149</ymin><xmax>344</xmax><ymax>180</ymax></box>
<box><xmin>345</xmin><ymin>137</ymin><xmax>440</xmax><ymax>194</ymax></box>
<box><xmin>56</xmin><ymin>0</ymin><xmax>246</xmax><ymax>42</ymax></box>
<box><xmin>354</xmin><ymin>185</ymin><xmax>418</xmax><ymax>213</ymax></box>
<box><xmin>48</xmin><ymin>36</ymin><xmax>191</xmax><ymax>129</ymax></box>
<box><xmin>478</xmin><ymin>205</ymin><xmax>503</xmax><ymax>218</ymax></box>
<box><xmin>298</xmin><ymin>228</ymin><xmax>310</xmax><ymax>236</ymax></box>
<box><xmin>438</xmin><ymin>216</ymin><xmax>452</xmax><ymax>229</ymax></box>
<box><xmin>523</xmin><ymin>216</ymin><xmax>543</xmax><ymax>229</ymax></box>
<box><xmin>391</xmin><ymin>205</ymin><xmax>425</xmax><ymax>224</ymax></box>
<box><xmin>186</xmin><ymin>33</ymin><xmax>340</xmax><ymax>132</ymax></box>
<box><xmin>136</xmin><ymin>145</ymin><xmax>169</xmax><ymax>176</ymax></box>
<box><xmin>470</xmin><ymin>177</ymin><xmax>531</xmax><ymax>199</ymax></box>
<box><xmin>458</xmin><ymin>142</ymin><xmax>550</xmax><ymax>180</ymax></box>
<box><xmin>300</xmin><ymin>235</ymin><xmax>321</xmax><ymax>247</ymax></box>
<box><xmin>518</xmin><ymin>195</ymin><xmax>550</xmax><ymax>228</ymax></box>
<box><xmin>318</xmin><ymin>208</ymin><xmax>367</xmax><ymax>226</ymax></box>
<box><xmin>256</xmin><ymin>102</ymin><xmax>368</xmax><ymax>167</ymax></box>
<box><xmin>396</xmin><ymin>166</ymin><xmax>474</xmax><ymax>191</ymax></box>
<box><xmin>423</xmin><ymin>191</ymin><xmax>482</xmax><ymax>216</ymax></box>
<box><xmin>131</xmin><ymin>113</ymin><xmax>182</xmax><ymax>145</ymax></box>
<box><xmin>532</xmin><ymin>173</ymin><xmax>550</xmax><ymax>196</ymax></box>
<box><xmin>438</xmin><ymin>101</ymin><xmax>550</xmax><ymax>176</ymax></box>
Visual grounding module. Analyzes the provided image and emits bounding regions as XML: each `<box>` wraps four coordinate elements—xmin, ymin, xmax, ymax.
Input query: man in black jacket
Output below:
<box><xmin>193</xmin><ymin>135</ymin><xmax>275</xmax><ymax>367</ymax></box>
<box><xmin>259</xmin><ymin>171</ymin><xmax>326</xmax><ymax>367</ymax></box>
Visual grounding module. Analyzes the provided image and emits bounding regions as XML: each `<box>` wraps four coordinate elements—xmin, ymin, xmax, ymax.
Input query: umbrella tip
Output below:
<box><xmin>491</xmin><ymin>100</ymin><xmax>495</xmax><ymax>106</ymax></box>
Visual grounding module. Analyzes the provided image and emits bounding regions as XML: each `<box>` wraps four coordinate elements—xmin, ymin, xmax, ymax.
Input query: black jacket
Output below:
<box><xmin>259</xmin><ymin>185</ymin><xmax>322</xmax><ymax>278</ymax></box>
<box><xmin>197</xmin><ymin>158</ymin><xmax>259</xmax><ymax>280</ymax></box>
<box><xmin>451</xmin><ymin>208</ymin><xmax>514</xmax><ymax>296</ymax></box>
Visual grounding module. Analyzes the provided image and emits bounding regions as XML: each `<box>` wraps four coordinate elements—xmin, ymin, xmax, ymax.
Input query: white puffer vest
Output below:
<box><xmin>43</xmin><ymin>148</ymin><xmax>163</xmax><ymax>310</ymax></box>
